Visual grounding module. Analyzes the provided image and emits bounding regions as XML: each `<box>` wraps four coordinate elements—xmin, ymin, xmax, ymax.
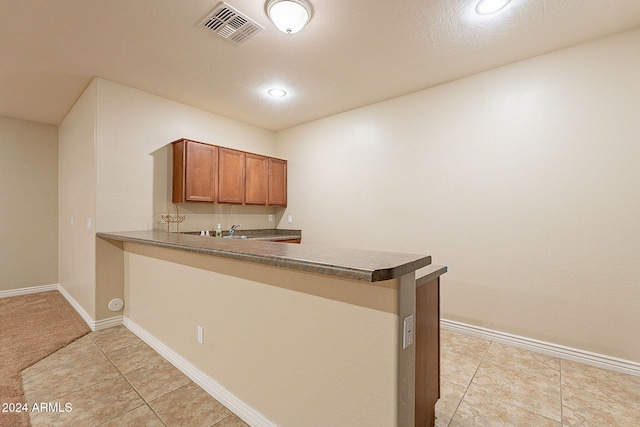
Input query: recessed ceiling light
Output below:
<box><xmin>475</xmin><ymin>0</ymin><xmax>512</xmax><ymax>15</ymax></box>
<box><xmin>267</xmin><ymin>88</ymin><xmax>288</xmax><ymax>97</ymax></box>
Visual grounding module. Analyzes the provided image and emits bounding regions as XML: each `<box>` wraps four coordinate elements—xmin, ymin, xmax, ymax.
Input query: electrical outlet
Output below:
<box><xmin>197</xmin><ymin>326</ymin><xmax>204</xmax><ymax>344</ymax></box>
<box><xmin>287</xmin><ymin>215</ymin><xmax>293</xmax><ymax>223</ymax></box>
<box><xmin>87</xmin><ymin>218</ymin><xmax>92</xmax><ymax>229</ymax></box>
<box><xmin>403</xmin><ymin>315</ymin><xmax>414</xmax><ymax>349</ymax></box>
<box><xmin>268</xmin><ymin>214</ymin><xmax>274</xmax><ymax>222</ymax></box>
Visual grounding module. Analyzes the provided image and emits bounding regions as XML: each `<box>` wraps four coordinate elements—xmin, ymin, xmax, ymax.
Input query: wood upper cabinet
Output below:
<box><xmin>268</xmin><ymin>158</ymin><xmax>287</xmax><ymax>206</ymax></box>
<box><xmin>218</xmin><ymin>147</ymin><xmax>245</xmax><ymax>204</ymax></box>
<box><xmin>172</xmin><ymin>139</ymin><xmax>218</xmax><ymax>203</ymax></box>
<box><xmin>171</xmin><ymin>139</ymin><xmax>287</xmax><ymax>206</ymax></box>
<box><xmin>245</xmin><ymin>153</ymin><xmax>269</xmax><ymax>205</ymax></box>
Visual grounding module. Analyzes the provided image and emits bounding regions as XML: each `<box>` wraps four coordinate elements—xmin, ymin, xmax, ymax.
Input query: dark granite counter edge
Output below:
<box><xmin>97</xmin><ymin>231</ymin><xmax>430</xmax><ymax>283</ymax></box>
<box><xmin>416</xmin><ymin>265</ymin><xmax>448</xmax><ymax>287</ymax></box>
<box><xmin>181</xmin><ymin>229</ymin><xmax>302</xmax><ymax>241</ymax></box>
<box><xmin>247</xmin><ymin>235</ymin><xmax>301</xmax><ymax>241</ymax></box>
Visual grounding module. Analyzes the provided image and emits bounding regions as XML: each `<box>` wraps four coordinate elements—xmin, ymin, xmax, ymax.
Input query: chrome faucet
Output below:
<box><xmin>229</xmin><ymin>224</ymin><xmax>241</xmax><ymax>236</ymax></box>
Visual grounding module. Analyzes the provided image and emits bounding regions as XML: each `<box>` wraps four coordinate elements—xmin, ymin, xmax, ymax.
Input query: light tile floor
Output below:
<box><xmin>22</xmin><ymin>326</ymin><xmax>248</xmax><ymax>427</ymax></box>
<box><xmin>436</xmin><ymin>328</ymin><xmax>640</xmax><ymax>426</ymax></box>
<box><xmin>20</xmin><ymin>325</ymin><xmax>640</xmax><ymax>426</ymax></box>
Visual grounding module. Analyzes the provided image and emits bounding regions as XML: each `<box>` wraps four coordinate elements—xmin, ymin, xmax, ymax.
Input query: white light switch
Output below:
<box><xmin>87</xmin><ymin>218</ymin><xmax>92</xmax><ymax>229</ymax></box>
<box><xmin>197</xmin><ymin>326</ymin><xmax>204</xmax><ymax>344</ymax></box>
<box><xmin>287</xmin><ymin>215</ymin><xmax>293</xmax><ymax>223</ymax></box>
<box><xmin>403</xmin><ymin>315</ymin><xmax>414</xmax><ymax>349</ymax></box>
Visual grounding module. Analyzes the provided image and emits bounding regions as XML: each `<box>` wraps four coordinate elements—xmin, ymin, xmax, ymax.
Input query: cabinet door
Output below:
<box><xmin>218</xmin><ymin>147</ymin><xmax>245</xmax><ymax>204</ymax></box>
<box><xmin>268</xmin><ymin>158</ymin><xmax>287</xmax><ymax>206</ymax></box>
<box><xmin>173</xmin><ymin>140</ymin><xmax>217</xmax><ymax>203</ymax></box>
<box><xmin>245</xmin><ymin>153</ymin><xmax>269</xmax><ymax>205</ymax></box>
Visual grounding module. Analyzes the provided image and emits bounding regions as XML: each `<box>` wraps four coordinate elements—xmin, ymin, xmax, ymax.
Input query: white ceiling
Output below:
<box><xmin>2</xmin><ymin>0</ymin><xmax>640</xmax><ymax>131</ymax></box>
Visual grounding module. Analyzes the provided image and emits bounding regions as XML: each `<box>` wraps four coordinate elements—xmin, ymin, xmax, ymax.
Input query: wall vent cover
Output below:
<box><xmin>201</xmin><ymin>2</ymin><xmax>264</xmax><ymax>46</ymax></box>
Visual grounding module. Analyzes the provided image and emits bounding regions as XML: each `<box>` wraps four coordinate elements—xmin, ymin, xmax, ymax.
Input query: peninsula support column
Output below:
<box><xmin>398</xmin><ymin>272</ymin><xmax>416</xmax><ymax>427</ymax></box>
<box><xmin>415</xmin><ymin>265</ymin><xmax>447</xmax><ymax>427</ymax></box>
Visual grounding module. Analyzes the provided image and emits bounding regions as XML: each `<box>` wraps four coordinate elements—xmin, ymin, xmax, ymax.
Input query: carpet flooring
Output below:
<box><xmin>0</xmin><ymin>291</ymin><xmax>90</xmax><ymax>427</ymax></box>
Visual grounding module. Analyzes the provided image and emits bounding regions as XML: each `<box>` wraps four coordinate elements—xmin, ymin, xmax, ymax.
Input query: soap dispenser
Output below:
<box><xmin>215</xmin><ymin>224</ymin><xmax>222</xmax><ymax>237</ymax></box>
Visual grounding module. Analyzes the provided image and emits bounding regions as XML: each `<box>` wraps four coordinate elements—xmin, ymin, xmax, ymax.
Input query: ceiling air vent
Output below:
<box><xmin>201</xmin><ymin>2</ymin><xmax>264</xmax><ymax>46</ymax></box>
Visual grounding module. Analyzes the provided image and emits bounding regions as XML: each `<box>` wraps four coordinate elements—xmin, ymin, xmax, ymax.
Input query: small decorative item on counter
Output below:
<box><xmin>161</xmin><ymin>204</ymin><xmax>185</xmax><ymax>233</ymax></box>
<box><xmin>215</xmin><ymin>224</ymin><xmax>223</xmax><ymax>237</ymax></box>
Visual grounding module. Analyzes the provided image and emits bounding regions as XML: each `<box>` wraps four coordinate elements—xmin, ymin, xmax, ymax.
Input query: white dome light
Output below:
<box><xmin>266</xmin><ymin>0</ymin><xmax>313</xmax><ymax>34</ymax></box>
<box><xmin>475</xmin><ymin>0</ymin><xmax>512</xmax><ymax>15</ymax></box>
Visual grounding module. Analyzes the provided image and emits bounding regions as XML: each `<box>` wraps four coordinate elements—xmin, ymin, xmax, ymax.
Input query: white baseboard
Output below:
<box><xmin>94</xmin><ymin>315</ymin><xmax>123</xmax><ymax>330</ymax></box>
<box><xmin>57</xmin><ymin>285</ymin><xmax>124</xmax><ymax>331</ymax></box>
<box><xmin>123</xmin><ymin>316</ymin><xmax>277</xmax><ymax>427</ymax></box>
<box><xmin>441</xmin><ymin>318</ymin><xmax>640</xmax><ymax>377</ymax></box>
<box><xmin>57</xmin><ymin>285</ymin><xmax>97</xmax><ymax>331</ymax></box>
<box><xmin>0</xmin><ymin>283</ymin><xmax>58</xmax><ymax>298</ymax></box>
<box><xmin>2</xmin><ymin>284</ymin><xmax>124</xmax><ymax>332</ymax></box>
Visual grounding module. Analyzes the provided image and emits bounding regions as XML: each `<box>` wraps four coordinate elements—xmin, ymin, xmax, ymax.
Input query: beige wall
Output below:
<box><xmin>93</xmin><ymin>79</ymin><xmax>278</xmax><ymax>320</ymax></box>
<box><xmin>58</xmin><ymin>80</ymin><xmax>98</xmax><ymax>317</ymax></box>
<box><xmin>275</xmin><ymin>29</ymin><xmax>640</xmax><ymax>362</ymax></box>
<box><xmin>59</xmin><ymin>78</ymin><xmax>279</xmax><ymax>321</ymax></box>
<box><xmin>94</xmin><ymin>78</ymin><xmax>278</xmax><ymax>235</ymax></box>
<box><xmin>0</xmin><ymin>116</ymin><xmax>58</xmax><ymax>292</ymax></box>
<box><xmin>123</xmin><ymin>242</ymin><xmax>405</xmax><ymax>427</ymax></box>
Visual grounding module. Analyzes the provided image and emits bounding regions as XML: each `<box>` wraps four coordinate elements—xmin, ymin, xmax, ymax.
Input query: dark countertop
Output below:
<box><xmin>181</xmin><ymin>228</ymin><xmax>301</xmax><ymax>241</ymax></box>
<box><xmin>416</xmin><ymin>265</ymin><xmax>448</xmax><ymax>287</ymax></box>
<box><xmin>97</xmin><ymin>230</ymin><xmax>431</xmax><ymax>283</ymax></box>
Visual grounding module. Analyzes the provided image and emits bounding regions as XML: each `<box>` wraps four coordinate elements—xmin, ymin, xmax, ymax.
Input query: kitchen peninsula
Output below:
<box><xmin>97</xmin><ymin>230</ymin><xmax>443</xmax><ymax>427</ymax></box>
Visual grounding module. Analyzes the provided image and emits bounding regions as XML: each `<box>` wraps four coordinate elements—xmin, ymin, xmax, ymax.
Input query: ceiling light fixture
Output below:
<box><xmin>475</xmin><ymin>0</ymin><xmax>512</xmax><ymax>15</ymax></box>
<box><xmin>268</xmin><ymin>88</ymin><xmax>288</xmax><ymax>97</ymax></box>
<box><xmin>266</xmin><ymin>0</ymin><xmax>313</xmax><ymax>34</ymax></box>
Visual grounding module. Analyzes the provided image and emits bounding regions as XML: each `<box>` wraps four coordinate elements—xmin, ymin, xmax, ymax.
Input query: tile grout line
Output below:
<box><xmin>24</xmin><ymin>337</ymin><xmax>120</xmax><ymax>410</ymax></box>
<box><xmin>444</xmin><ymin>332</ymin><xmax>567</xmax><ymax>425</ymax></box>
<box><xmin>446</xmin><ymin>337</ymin><xmax>493</xmax><ymax>425</ymax></box>
<box><xmin>211</xmin><ymin>413</ymin><xmax>236</xmax><ymax>427</ymax></box>
<box><xmin>471</xmin><ymin>339</ymin><xmax>564</xmax><ymax>425</ymax></box>
<box><xmin>90</xmin><ymin>334</ymin><xmax>156</xmax><ymax>426</ymax></box>
<box><xmin>89</xmin><ymin>332</ymin><xmax>169</xmax><ymax>427</ymax></box>
<box><xmin>478</xmin><ymin>341</ymin><xmax>562</xmax><ymax>424</ymax></box>
<box><xmin>444</xmin><ymin>329</ymin><xmax>640</xmax><ymax>425</ymax></box>
<box><xmin>474</xmin><ymin>346</ymin><xmax>565</xmax><ymax>422</ymax></box>
<box><xmin>25</xmin><ymin>328</ymin><xmax>249</xmax><ymax>426</ymax></box>
<box><xmin>90</xmin><ymin>328</ymin><xmax>235</xmax><ymax>427</ymax></box>
<box><xmin>447</xmin><ymin>388</ymin><xmax>467</xmax><ymax>426</ymax></box>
